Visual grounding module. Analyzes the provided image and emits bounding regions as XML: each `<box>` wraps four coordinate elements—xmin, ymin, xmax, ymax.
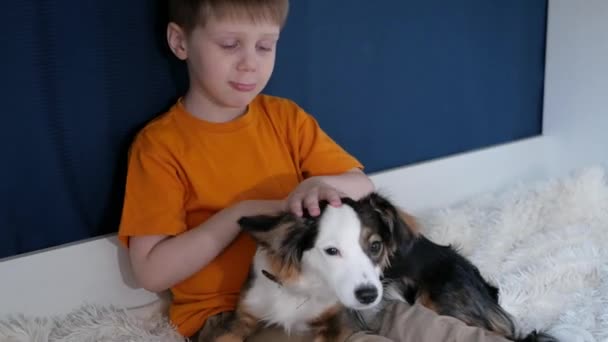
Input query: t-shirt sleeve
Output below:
<box><xmin>117</xmin><ymin>131</ymin><xmax>187</xmax><ymax>247</ymax></box>
<box><xmin>296</xmin><ymin>106</ymin><xmax>364</xmax><ymax>178</ymax></box>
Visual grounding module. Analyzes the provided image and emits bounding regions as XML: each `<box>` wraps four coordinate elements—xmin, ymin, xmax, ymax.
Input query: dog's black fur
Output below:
<box><xmin>363</xmin><ymin>193</ymin><xmax>558</xmax><ymax>342</ymax></box>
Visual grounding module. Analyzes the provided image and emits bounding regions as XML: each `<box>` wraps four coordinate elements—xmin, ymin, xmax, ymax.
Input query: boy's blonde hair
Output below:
<box><xmin>169</xmin><ymin>0</ymin><xmax>289</xmax><ymax>33</ymax></box>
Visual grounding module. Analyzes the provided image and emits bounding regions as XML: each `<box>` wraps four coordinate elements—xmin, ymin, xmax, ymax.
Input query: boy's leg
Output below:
<box><xmin>198</xmin><ymin>302</ymin><xmax>513</xmax><ymax>342</ymax></box>
<box><xmin>368</xmin><ymin>301</ymin><xmax>512</xmax><ymax>342</ymax></box>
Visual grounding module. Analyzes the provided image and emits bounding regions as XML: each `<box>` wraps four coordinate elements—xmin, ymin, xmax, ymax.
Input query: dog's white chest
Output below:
<box><xmin>243</xmin><ymin>253</ymin><xmax>339</xmax><ymax>334</ymax></box>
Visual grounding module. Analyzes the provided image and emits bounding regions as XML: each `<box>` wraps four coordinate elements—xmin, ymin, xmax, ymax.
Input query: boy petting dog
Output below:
<box><xmin>118</xmin><ymin>0</ymin><xmax>516</xmax><ymax>341</ymax></box>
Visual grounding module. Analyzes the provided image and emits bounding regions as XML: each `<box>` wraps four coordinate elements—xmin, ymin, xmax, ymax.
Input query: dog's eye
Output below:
<box><xmin>324</xmin><ymin>247</ymin><xmax>340</xmax><ymax>256</ymax></box>
<box><xmin>370</xmin><ymin>241</ymin><xmax>383</xmax><ymax>254</ymax></box>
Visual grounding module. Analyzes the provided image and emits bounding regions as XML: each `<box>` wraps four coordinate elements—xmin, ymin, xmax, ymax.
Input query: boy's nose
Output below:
<box><xmin>237</xmin><ymin>53</ymin><xmax>257</xmax><ymax>72</ymax></box>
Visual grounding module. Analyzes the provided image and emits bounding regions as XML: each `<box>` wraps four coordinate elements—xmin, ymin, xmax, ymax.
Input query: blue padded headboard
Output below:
<box><xmin>265</xmin><ymin>1</ymin><xmax>547</xmax><ymax>172</ymax></box>
<box><xmin>0</xmin><ymin>0</ymin><xmax>546</xmax><ymax>258</ymax></box>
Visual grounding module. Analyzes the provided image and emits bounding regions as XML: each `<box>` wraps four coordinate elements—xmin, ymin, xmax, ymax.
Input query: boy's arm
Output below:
<box><xmin>287</xmin><ymin>102</ymin><xmax>374</xmax><ymax>216</ymax></box>
<box><xmin>316</xmin><ymin>167</ymin><xmax>374</xmax><ymax>199</ymax></box>
<box><xmin>128</xmin><ymin>199</ymin><xmax>283</xmax><ymax>293</ymax></box>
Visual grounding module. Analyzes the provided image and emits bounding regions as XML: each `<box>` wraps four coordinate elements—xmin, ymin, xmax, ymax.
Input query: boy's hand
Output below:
<box><xmin>286</xmin><ymin>177</ymin><xmax>344</xmax><ymax>217</ymax></box>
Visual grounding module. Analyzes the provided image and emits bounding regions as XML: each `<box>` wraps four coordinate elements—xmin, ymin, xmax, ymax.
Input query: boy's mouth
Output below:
<box><xmin>229</xmin><ymin>82</ymin><xmax>256</xmax><ymax>92</ymax></box>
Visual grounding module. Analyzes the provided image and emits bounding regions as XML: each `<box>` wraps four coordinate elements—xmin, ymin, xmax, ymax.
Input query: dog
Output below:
<box><xmin>213</xmin><ymin>194</ymin><xmax>410</xmax><ymax>342</ymax></box>
<box><xmin>350</xmin><ymin>193</ymin><xmax>558</xmax><ymax>342</ymax></box>
<box><xmin>215</xmin><ymin>192</ymin><xmax>557</xmax><ymax>342</ymax></box>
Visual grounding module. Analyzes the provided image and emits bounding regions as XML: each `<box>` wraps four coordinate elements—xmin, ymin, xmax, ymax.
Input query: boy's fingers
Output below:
<box><xmin>303</xmin><ymin>191</ymin><xmax>320</xmax><ymax>216</ymax></box>
<box><xmin>324</xmin><ymin>189</ymin><xmax>342</xmax><ymax>207</ymax></box>
<box><xmin>287</xmin><ymin>186</ymin><xmax>343</xmax><ymax>218</ymax></box>
<box><xmin>317</xmin><ymin>187</ymin><xmax>341</xmax><ymax>207</ymax></box>
<box><xmin>288</xmin><ymin>193</ymin><xmax>304</xmax><ymax>216</ymax></box>
<box><xmin>290</xmin><ymin>204</ymin><xmax>302</xmax><ymax>217</ymax></box>
<box><xmin>281</xmin><ymin>199</ymin><xmax>289</xmax><ymax>211</ymax></box>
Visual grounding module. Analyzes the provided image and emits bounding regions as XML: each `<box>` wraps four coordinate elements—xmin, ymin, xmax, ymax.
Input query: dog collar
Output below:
<box><xmin>262</xmin><ymin>269</ymin><xmax>283</xmax><ymax>286</ymax></box>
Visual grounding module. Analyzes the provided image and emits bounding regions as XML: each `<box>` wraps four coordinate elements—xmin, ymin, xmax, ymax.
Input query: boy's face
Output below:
<box><xmin>170</xmin><ymin>15</ymin><xmax>280</xmax><ymax>114</ymax></box>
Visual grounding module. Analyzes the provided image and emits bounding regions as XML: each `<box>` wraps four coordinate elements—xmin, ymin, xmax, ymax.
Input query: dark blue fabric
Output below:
<box><xmin>0</xmin><ymin>0</ymin><xmax>187</xmax><ymax>258</ymax></box>
<box><xmin>265</xmin><ymin>0</ymin><xmax>547</xmax><ymax>172</ymax></box>
<box><xmin>0</xmin><ymin>1</ymin><xmax>546</xmax><ymax>258</ymax></box>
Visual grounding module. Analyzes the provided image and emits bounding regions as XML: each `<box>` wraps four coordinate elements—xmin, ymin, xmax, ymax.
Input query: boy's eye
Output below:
<box><xmin>257</xmin><ymin>45</ymin><xmax>273</xmax><ymax>52</ymax></box>
<box><xmin>257</xmin><ymin>39</ymin><xmax>277</xmax><ymax>52</ymax></box>
<box><xmin>219</xmin><ymin>41</ymin><xmax>238</xmax><ymax>50</ymax></box>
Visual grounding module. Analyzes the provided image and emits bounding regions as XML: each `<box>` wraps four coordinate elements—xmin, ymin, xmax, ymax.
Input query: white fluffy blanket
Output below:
<box><xmin>0</xmin><ymin>304</ymin><xmax>184</xmax><ymax>342</ymax></box>
<box><xmin>417</xmin><ymin>167</ymin><xmax>608</xmax><ymax>342</ymax></box>
<box><xmin>1</xmin><ymin>167</ymin><xmax>607</xmax><ymax>342</ymax></box>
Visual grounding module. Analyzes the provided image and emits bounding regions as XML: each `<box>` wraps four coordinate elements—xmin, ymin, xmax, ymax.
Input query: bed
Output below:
<box><xmin>1</xmin><ymin>166</ymin><xmax>606</xmax><ymax>341</ymax></box>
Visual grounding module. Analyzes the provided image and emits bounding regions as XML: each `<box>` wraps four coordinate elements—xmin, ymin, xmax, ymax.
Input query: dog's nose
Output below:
<box><xmin>355</xmin><ymin>286</ymin><xmax>378</xmax><ymax>304</ymax></box>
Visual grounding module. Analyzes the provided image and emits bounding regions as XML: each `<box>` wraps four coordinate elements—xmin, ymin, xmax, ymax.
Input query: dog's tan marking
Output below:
<box><xmin>266</xmin><ymin>252</ymin><xmax>301</xmax><ymax>284</ymax></box>
<box><xmin>250</xmin><ymin>221</ymin><xmax>296</xmax><ymax>251</ymax></box>
<box><xmin>417</xmin><ymin>290</ymin><xmax>439</xmax><ymax>314</ymax></box>
<box><xmin>197</xmin><ymin>312</ymin><xmax>234</xmax><ymax>341</ymax></box>
<box><xmin>485</xmin><ymin>310</ymin><xmax>517</xmax><ymax>337</ymax></box>
<box><xmin>214</xmin><ymin>304</ymin><xmax>260</xmax><ymax>342</ymax></box>
<box><xmin>359</xmin><ymin>227</ymin><xmax>374</xmax><ymax>251</ymax></box>
<box><xmin>397</xmin><ymin>209</ymin><xmax>420</xmax><ymax>236</ymax></box>
<box><xmin>235</xmin><ymin>305</ymin><xmax>260</xmax><ymax>334</ymax></box>
<box><xmin>214</xmin><ymin>333</ymin><xmax>243</xmax><ymax>342</ymax></box>
<box><xmin>247</xmin><ymin>216</ymin><xmax>304</xmax><ymax>285</ymax></box>
<box><xmin>380</xmin><ymin>250</ymin><xmax>392</xmax><ymax>270</ymax></box>
<box><xmin>308</xmin><ymin>304</ymin><xmax>351</xmax><ymax>342</ymax></box>
<box><xmin>360</xmin><ymin>227</ymin><xmax>392</xmax><ymax>270</ymax></box>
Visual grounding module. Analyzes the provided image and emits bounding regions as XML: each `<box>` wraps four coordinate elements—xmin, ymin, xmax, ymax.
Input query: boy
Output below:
<box><xmin>118</xmin><ymin>0</ymin><xmax>511</xmax><ymax>341</ymax></box>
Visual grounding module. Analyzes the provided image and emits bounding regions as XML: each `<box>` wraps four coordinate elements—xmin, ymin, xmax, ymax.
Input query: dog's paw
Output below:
<box><xmin>214</xmin><ymin>333</ymin><xmax>244</xmax><ymax>342</ymax></box>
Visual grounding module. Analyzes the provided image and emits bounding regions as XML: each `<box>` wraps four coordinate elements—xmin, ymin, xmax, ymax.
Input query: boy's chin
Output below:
<box><xmin>223</xmin><ymin>93</ymin><xmax>259</xmax><ymax>108</ymax></box>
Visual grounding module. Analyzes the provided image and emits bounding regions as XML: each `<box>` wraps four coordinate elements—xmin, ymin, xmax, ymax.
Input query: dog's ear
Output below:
<box><xmin>238</xmin><ymin>213</ymin><xmax>292</xmax><ymax>251</ymax></box>
<box><xmin>363</xmin><ymin>192</ymin><xmax>418</xmax><ymax>247</ymax></box>
<box><xmin>239</xmin><ymin>212</ymin><xmax>319</xmax><ymax>283</ymax></box>
<box><xmin>238</xmin><ymin>214</ymin><xmax>286</xmax><ymax>233</ymax></box>
<box><xmin>279</xmin><ymin>217</ymin><xmax>318</xmax><ymax>263</ymax></box>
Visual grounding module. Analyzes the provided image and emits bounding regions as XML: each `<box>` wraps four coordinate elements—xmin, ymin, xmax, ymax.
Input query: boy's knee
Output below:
<box><xmin>377</xmin><ymin>302</ymin><xmax>512</xmax><ymax>342</ymax></box>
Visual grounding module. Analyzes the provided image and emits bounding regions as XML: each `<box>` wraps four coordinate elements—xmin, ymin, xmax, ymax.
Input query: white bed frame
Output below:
<box><xmin>1</xmin><ymin>0</ymin><xmax>606</xmax><ymax>317</ymax></box>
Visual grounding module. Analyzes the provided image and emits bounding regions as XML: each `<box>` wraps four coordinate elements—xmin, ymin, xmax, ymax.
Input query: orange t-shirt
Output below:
<box><xmin>118</xmin><ymin>94</ymin><xmax>363</xmax><ymax>337</ymax></box>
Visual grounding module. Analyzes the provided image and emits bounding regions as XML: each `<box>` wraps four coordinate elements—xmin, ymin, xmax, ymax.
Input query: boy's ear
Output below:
<box><xmin>166</xmin><ymin>22</ymin><xmax>188</xmax><ymax>60</ymax></box>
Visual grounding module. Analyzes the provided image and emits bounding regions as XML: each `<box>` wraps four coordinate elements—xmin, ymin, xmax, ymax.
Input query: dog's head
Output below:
<box><xmin>237</xmin><ymin>192</ymin><xmax>416</xmax><ymax>310</ymax></box>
